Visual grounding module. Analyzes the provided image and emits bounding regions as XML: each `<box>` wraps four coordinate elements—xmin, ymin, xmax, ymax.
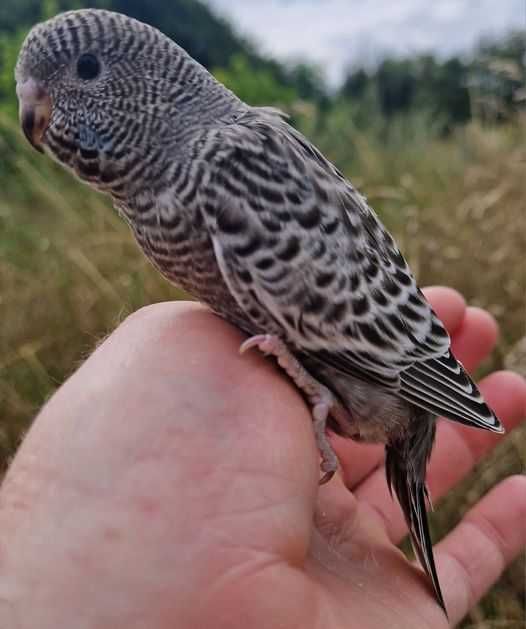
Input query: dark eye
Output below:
<box><xmin>76</xmin><ymin>53</ymin><xmax>100</xmax><ymax>80</ymax></box>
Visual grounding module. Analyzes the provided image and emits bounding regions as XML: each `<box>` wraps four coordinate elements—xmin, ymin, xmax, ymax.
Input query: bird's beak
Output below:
<box><xmin>16</xmin><ymin>79</ymin><xmax>52</xmax><ymax>154</ymax></box>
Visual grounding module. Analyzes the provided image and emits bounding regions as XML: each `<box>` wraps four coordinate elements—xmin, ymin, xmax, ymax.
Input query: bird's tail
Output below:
<box><xmin>385</xmin><ymin>434</ymin><xmax>447</xmax><ymax>616</ymax></box>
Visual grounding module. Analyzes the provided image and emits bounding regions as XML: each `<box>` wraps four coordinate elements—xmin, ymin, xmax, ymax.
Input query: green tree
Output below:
<box><xmin>213</xmin><ymin>55</ymin><xmax>297</xmax><ymax>107</ymax></box>
<box><xmin>286</xmin><ymin>63</ymin><xmax>327</xmax><ymax>106</ymax></box>
<box><xmin>376</xmin><ymin>58</ymin><xmax>417</xmax><ymax>116</ymax></box>
<box><xmin>0</xmin><ymin>30</ymin><xmax>25</xmax><ymax>117</ymax></box>
<box><xmin>469</xmin><ymin>30</ymin><xmax>526</xmax><ymax>120</ymax></box>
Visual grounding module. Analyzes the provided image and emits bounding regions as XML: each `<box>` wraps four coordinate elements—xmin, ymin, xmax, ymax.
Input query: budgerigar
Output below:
<box><xmin>15</xmin><ymin>9</ymin><xmax>504</xmax><ymax>614</ymax></box>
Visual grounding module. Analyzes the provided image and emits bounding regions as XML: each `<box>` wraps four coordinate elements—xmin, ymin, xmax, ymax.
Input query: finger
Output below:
<box><xmin>435</xmin><ymin>475</ymin><xmax>526</xmax><ymax>625</ymax></box>
<box><xmin>313</xmin><ymin>471</ymin><xmax>398</xmax><ymax>583</ymax></box>
<box><xmin>314</xmin><ymin>472</ymin><xmax>360</xmax><ymax>542</ymax></box>
<box><xmin>354</xmin><ymin>371</ymin><xmax>526</xmax><ymax>542</ymax></box>
<box><xmin>422</xmin><ymin>286</ymin><xmax>466</xmax><ymax>335</ymax></box>
<box><xmin>315</xmin><ymin>471</ymin><xmax>389</xmax><ymax>546</ymax></box>
<box><xmin>338</xmin><ymin>300</ymin><xmax>497</xmax><ymax>490</ymax></box>
<box><xmin>450</xmin><ymin>306</ymin><xmax>498</xmax><ymax>372</ymax></box>
<box><xmin>332</xmin><ymin>436</ymin><xmax>384</xmax><ymax>489</ymax></box>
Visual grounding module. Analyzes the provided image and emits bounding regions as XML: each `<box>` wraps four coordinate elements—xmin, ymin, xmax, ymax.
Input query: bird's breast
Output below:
<box><xmin>131</xmin><ymin>212</ymin><xmax>253</xmax><ymax>330</ymax></box>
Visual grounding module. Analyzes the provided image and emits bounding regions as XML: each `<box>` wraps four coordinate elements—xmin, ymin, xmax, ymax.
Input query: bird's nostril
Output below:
<box><xmin>16</xmin><ymin>78</ymin><xmax>48</xmax><ymax>103</ymax></box>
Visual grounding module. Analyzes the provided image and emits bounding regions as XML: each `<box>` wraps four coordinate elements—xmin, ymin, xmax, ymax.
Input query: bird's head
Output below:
<box><xmin>15</xmin><ymin>9</ymin><xmax>238</xmax><ymax>197</ymax></box>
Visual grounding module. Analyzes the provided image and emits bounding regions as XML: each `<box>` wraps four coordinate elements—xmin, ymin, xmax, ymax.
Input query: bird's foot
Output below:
<box><xmin>240</xmin><ymin>334</ymin><xmax>339</xmax><ymax>484</ymax></box>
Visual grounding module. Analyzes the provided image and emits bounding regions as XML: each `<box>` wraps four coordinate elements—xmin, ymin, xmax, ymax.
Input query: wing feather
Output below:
<box><xmin>400</xmin><ymin>354</ymin><xmax>503</xmax><ymax>431</ymax></box>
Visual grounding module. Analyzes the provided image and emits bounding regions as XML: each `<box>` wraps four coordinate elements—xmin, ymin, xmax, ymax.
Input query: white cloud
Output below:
<box><xmin>205</xmin><ymin>0</ymin><xmax>524</xmax><ymax>84</ymax></box>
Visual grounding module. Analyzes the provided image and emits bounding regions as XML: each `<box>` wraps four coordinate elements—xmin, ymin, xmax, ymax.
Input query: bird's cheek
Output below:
<box><xmin>78</xmin><ymin>123</ymin><xmax>102</xmax><ymax>152</ymax></box>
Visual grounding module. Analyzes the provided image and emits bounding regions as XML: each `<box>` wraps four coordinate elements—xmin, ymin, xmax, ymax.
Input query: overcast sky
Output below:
<box><xmin>205</xmin><ymin>0</ymin><xmax>524</xmax><ymax>84</ymax></box>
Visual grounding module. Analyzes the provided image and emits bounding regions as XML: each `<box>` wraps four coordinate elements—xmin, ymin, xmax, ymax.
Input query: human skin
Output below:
<box><xmin>0</xmin><ymin>287</ymin><xmax>525</xmax><ymax>629</ymax></box>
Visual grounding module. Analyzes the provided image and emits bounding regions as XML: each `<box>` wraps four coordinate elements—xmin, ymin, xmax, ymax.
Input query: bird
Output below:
<box><xmin>16</xmin><ymin>8</ymin><xmax>504</xmax><ymax>615</ymax></box>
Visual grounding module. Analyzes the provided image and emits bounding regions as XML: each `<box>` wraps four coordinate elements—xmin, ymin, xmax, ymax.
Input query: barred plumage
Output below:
<box><xmin>16</xmin><ymin>9</ymin><xmax>503</xmax><ymax>615</ymax></box>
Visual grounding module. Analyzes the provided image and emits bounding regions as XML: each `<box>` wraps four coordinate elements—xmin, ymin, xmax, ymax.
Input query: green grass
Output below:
<box><xmin>1</xmin><ymin>111</ymin><xmax>525</xmax><ymax>625</ymax></box>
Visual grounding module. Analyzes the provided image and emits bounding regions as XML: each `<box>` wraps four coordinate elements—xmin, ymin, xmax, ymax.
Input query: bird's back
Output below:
<box><xmin>149</xmin><ymin>106</ymin><xmax>502</xmax><ymax>438</ymax></box>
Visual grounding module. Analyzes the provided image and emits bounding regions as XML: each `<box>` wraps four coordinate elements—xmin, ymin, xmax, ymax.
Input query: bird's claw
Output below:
<box><xmin>319</xmin><ymin>470</ymin><xmax>336</xmax><ymax>485</ymax></box>
<box><xmin>239</xmin><ymin>334</ymin><xmax>275</xmax><ymax>355</ymax></box>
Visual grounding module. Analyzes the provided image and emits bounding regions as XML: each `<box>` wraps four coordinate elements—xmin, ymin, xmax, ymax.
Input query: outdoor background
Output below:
<box><xmin>1</xmin><ymin>1</ymin><xmax>525</xmax><ymax>625</ymax></box>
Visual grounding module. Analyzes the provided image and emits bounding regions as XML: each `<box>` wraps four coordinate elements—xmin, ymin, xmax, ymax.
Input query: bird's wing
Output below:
<box><xmin>198</xmin><ymin>110</ymin><xmax>501</xmax><ymax>432</ymax></box>
<box><xmin>399</xmin><ymin>351</ymin><xmax>502</xmax><ymax>430</ymax></box>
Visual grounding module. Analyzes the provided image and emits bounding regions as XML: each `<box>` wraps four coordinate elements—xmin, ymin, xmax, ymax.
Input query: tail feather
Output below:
<box><xmin>386</xmin><ymin>443</ymin><xmax>447</xmax><ymax>617</ymax></box>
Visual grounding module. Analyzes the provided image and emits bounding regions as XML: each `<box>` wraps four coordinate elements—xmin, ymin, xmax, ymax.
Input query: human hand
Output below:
<box><xmin>1</xmin><ymin>287</ymin><xmax>525</xmax><ymax>628</ymax></box>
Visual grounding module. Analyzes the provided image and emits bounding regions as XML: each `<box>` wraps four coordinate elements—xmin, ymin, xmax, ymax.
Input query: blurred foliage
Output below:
<box><xmin>0</xmin><ymin>0</ymin><xmax>58</xmax><ymax>115</ymax></box>
<box><xmin>213</xmin><ymin>55</ymin><xmax>297</xmax><ymax>107</ymax></box>
<box><xmin>0</xmin><ymin>1</ymin><xmax>525</xmax><ymax>625</ymax></box>
<box><xmin>0</xmin><ymin>31</ymin><xmax>23</xmax><ymax>118</ymax></box>
<box><xmin>470</xmin><ymin>31</ymin><xmax>526</xmax><ymax>121</ymax></box>
<box><xmin>341</xmin><ymin>32</ymin><xmax>526</xmax><ymax>132</ymax></box>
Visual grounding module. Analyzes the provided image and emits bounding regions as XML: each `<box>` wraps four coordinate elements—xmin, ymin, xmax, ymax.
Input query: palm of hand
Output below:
<box><xmin>1</xmin><ymin>289</ymin><xmax>525</xmax><ymax>629</ymax></box>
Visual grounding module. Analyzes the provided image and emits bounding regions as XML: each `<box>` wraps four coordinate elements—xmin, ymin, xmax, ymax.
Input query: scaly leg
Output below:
<box><xmin>240</xmin><ymin>334</ymin><xmax>343</xmax><ymax>484</ymax></box>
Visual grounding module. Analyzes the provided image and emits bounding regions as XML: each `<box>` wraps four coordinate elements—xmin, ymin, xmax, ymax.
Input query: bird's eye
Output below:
<box><xmin>76</xmin><ymin>53</ymin><xmax>100</xmax><ymax>80</ymax></box>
